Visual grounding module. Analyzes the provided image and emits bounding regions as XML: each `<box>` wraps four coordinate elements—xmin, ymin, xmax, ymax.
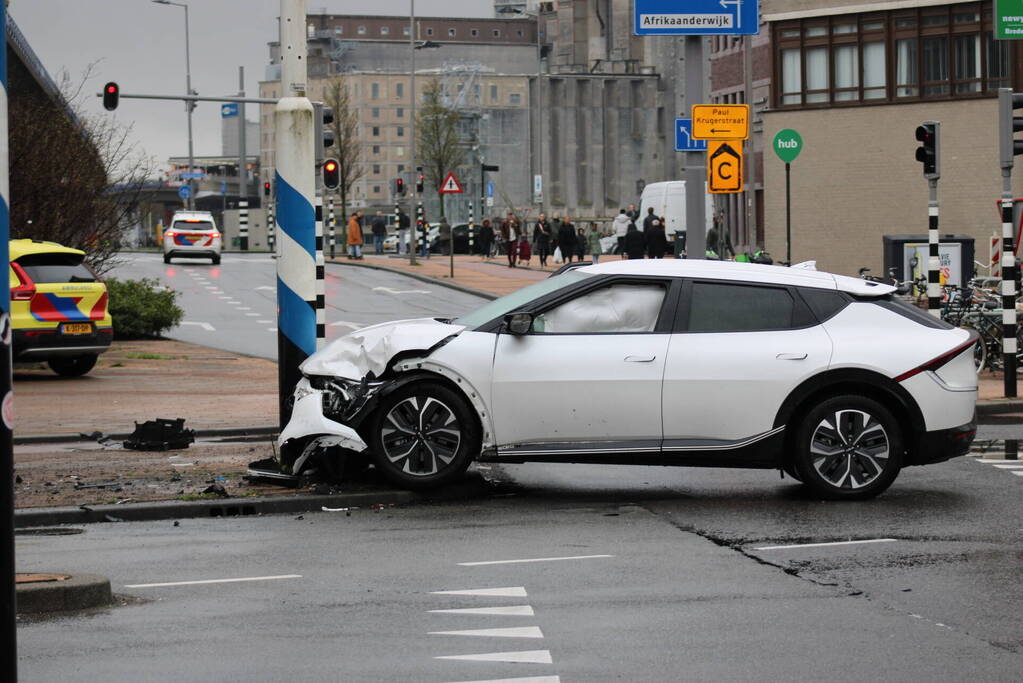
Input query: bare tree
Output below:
<box><xmin>323</xmin><ymin>75</ymin><xmax>364</xmax><ymax>225</ymax></box>
<box><xmin>416</xmin><ymin>79</ymin><xmax>464</xmax><ymax>218</ymax></box>
<box><xmin>8</xmin><ymin>68</ymin><xmax>157</xmax><ymax>274</ymax></box>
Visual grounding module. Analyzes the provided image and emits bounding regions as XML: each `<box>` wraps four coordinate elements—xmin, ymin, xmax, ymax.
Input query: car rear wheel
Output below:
<box><xmin>211</xmin><ymin>255</ymin><xmax>221</xmax><ymax>265</ymax></box>
<box><xmin>163</xmin><ymin>254</ymin><xmax>172</xmax><ymax>264</ymax></box>
<box><xmin>47</xmin><ymin>354</ymin><xmax>98</xmax><ymax>377</ymax></box>
<box><xmin>793</xmin><ymin>395</ymin><xmax>903</xmax><ymax>500</ymax></box>
<box><xmin>368</xmin><ymin>382</ymin><xmax>479</xmax><ymax>490</ymax></box>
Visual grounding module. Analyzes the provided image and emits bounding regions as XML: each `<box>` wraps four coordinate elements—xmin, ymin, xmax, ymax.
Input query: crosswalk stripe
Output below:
<box><xmin>429</xmin><ymin>606</ymin><xmax>535</xmax><ymax>617</ymax></box>
<box><xmin>430</xmin><ymin>626</ymin><xmax>543</xmax><ymax>638</ymax></box>
<box><xmin>443</xmin><ymin>677</ymin><xmax>560</xmax><ymax>683</ymax></box>
<box><xmin>432</xmin><ymin>587</ymin><xmax>527</xmax><ymax>597</ymax></box>
<box><xmin>435</xmin><ymin>650</ymin><xmax>552</xmax><ymax>664</ymax></box>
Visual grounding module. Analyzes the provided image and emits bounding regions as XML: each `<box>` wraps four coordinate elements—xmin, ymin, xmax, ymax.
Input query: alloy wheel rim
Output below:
<box><xmin>381</xmin><ymin>396</ymin><xmax>461</xmax><ymax>476</ymax></box>
<box><xmin>809</xmin><ymin>409</ymin><xmax>889</xmax><ymax>489</ymax></box>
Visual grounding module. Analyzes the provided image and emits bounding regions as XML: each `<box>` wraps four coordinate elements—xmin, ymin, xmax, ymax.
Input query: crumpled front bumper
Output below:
<box><xmin>277</xmin><ymin>378</ymin><xmax>369</xmax><ymax>475</ymax></box>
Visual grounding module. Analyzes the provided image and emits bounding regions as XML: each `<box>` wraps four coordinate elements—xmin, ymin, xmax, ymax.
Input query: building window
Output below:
<box><xmin>471</xmin><ymin>29</ymin><xmax>479</xmax><ymax>37</ymax></box>
<box><xmin>398</xmin><ymin>164</ymin><xmax>405</xmax><ymax>173</ymax></box>
<box><xmin>403</xmin><ymin>26</ymin><xmax>410</xmax><ymax>36</ymax></box>
<box><xmin>397</xmin><ymin>107</ymin><xmax>405</xmax><ymax>118</ymax></box>
<box><xmin>357</xmin><ymin>25</ymin><xmax>366</xmax><ymax>35</ymax></box>
<box><xmin>372</xmin><ymin>126</ymin><xmax>380</xmax><ymax>136</ymax></box>
<box><xmin>373</xmin><ymin>164</ymin><xmax>381</xmax><ymax>174</ymax></box>
<box><xmin>381</xmin><ymin>26</ymin><xmax>390</xmax><ymax>35</ymax></box>
<box><xmin>490</xmin><ymin>84</ymin><xmax>498</xmax><ymax>100</ymax></box>
<box><xmin>509</xmin><ymin>93</ymin><xmax>522</xmax><ymax>105</ymax></box>
<box><xmin>426</xmin><ymin>27</ymin><xmax>434</xmax><ymax>36</ymax></box>
<box><xmin>373</xmin><ymin>185</ymin><xmax>380</xmax><ymax>194</ymax></box>
<box><xmin>772</xmin><ymin>2</ymin><xmax>1006</xmax><ymax>108</ymax></box>
<box><xmin>372</xmin><ymin>107</ymin><xmax>380</xmax><ymax>118</ymax></box>
<box><xmin>371</xmin><ymin>82</ymin><xmax>381</xmax><ymax>99</ymax></box>
<box><xmin>396</xmin><ymin>83</ymin><xmax>405</xmax><ymax>99</ymax></box>
<box><xmin>397</xmin><ymin>126</ymin><xmax>405</xmax><ymax>137</ymax></box>
<box><xmin>517</xmin><ymin>30</ymin><xmax>524</xmax><ymax>37</ymax></box>
<box><xmin>493</xmin><ymin>29</ymin><xmax>501</xmax><ymax>37</ymax></box>
<box><xmin>396</xmin><ymin>146</ymin><xmax>405</xmax><ymax>157</ymax></box>
<box><xmin>448</xmin><ymin>28</ymin><xmax>457</xmax><ymax>37</ymax></box>
<box><xmin>372</xmin><ymin>145</ymin><xmax>381</xmax><ymax>154</ymax></box>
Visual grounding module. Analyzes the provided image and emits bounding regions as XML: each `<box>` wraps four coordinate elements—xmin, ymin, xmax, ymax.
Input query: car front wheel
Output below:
<box><xmin>792</xmin><ymin>395</ymin><xmax>903</xmax><ymax>500</ymax></box>
<box><xmin>368</xmin><ymin>382</ymin><xmax>479</xmax><ymax>490</ymax></box>
<box><xmin>48</xmin><ymin>354</ymin><xmax>98</xmax><ymax>377</ymax></box>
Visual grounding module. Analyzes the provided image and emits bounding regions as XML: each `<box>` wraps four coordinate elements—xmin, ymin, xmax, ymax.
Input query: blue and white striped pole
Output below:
<box><xmin>275</xmin><ymin>0</ymin><xmax>317</xmax><ymax>425</ymax></box>
<box><xmin>1</xmin><ymin>5</ymin><xmax>17</xmax><ymax>675</ymax></box>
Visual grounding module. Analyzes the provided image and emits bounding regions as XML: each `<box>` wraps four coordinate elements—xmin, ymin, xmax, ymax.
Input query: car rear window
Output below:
<box><xmin>16</xmin><ymin>253</ymin><xmax>96</xmax><ymax>283</ymax></box>
<box><xmin>869</xmin><ymin>294</ymin><xmax>954</xmax><ymax>330</ymax></box>
<box><xmin>688</xmin><ymin>282</ymin><xmax>798</xmax><ymax>332</ymax></box>
<box><xmin>172</xmin><ymin>220</ymin><xmax>215</xmax><ymax>231</ymax></box>
<box><xmin>799</xmin><ymin>288</ymin><xmax>850</xmax><ymax>322</ymax></box>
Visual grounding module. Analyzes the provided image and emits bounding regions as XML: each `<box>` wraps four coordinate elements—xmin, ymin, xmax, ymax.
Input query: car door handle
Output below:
<box><xmin>625</xmin><ymin>355</ymin><xmax>656</xmax><ymax>363</ymax></box>
<box><xmin>776</xmin><ymin>352</ymin><xmax>808</xmax><ymax>360</ymax></box>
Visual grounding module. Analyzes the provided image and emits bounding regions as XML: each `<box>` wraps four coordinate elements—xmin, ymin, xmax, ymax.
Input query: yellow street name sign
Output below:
<box><xmin>707</xmin><ymin>140</ymin><xmax>743</xmax><ymax>194</ymax></box>
<box><xmin>691</xmin><ymin>104</ymin><xmax>750</xmax><ymax>140</ymax></box>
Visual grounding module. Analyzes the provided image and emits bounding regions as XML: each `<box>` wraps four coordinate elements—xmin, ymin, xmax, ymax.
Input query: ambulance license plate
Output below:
<box><xmin>61</xmin><ymin>323</ymin><xmax>93</xmax><ymax>335</ymax></box>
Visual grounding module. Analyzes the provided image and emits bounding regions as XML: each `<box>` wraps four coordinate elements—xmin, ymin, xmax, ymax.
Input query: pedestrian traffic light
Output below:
<box><xmin>102</xmin><ymin>82</ymin><xmax>120</xmax><ymax>111</ymax></box>
<box><xmin>395</xmin><ymin>178</ymin><xmax>405</xmax><ymax>195</ymax></box>
<box><xmin>263</xmin><ymin>181</ymin><xmax>271</xmax><ymax>196</ymax></box>
<box><xmin>914</xmin><ymin>121</ymin><xmax>939</xmax><ymax>179</ymax></box>
<box><xmin>416</xmin><ymin>168</ymin><xmax>425</xmax><ymax>194</ymax></box>
<box><xmin>323</xmin><ymin>158</ymin><xmax>339</xmax><ymax>190</ymax></box>
<box><xmin>999</xmin><ymin>89</ymin><xmax>1023</xmax><ymax>169</ymax></box>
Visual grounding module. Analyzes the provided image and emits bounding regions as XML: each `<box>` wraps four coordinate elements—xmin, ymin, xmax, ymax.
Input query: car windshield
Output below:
<box><xmin>172</xmin><ymin>220</ymin><xmax>215</xmax><ymax>231</ymax></box>
<box><xmin>453</xmin><ymin>270</ymin><xmax>594</xmax><ymax>328</ymax></box>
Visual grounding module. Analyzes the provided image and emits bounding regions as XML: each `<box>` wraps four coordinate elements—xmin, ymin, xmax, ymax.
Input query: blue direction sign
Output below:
<box><xmin>221</xmin><ymin>102</ymin><xmax>239</xmax><ymax>118</ymax></box>
<box><xmin>634</xmin><ymin>0</ymin><xmax>759</xmax><ymax>36</ymax></box>
<box><xmin>675</xmin><ymin>118</ymin><xmax>707</xmax><ymax>152</ymax></box>
<box><xmin>486</xmin><ymin>181</ymin><xmax>495</xmax><ymax>197</ymax></box>
<box><xmin>177</xmin><ymin>185</ymin><xmax>191</xmax><ymax>200</ymax></box>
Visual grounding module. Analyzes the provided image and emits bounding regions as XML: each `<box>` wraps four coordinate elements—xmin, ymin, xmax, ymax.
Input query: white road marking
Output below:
<box><xmin>170</xmin><ymin>463</ymin><xmax>194</xmax><ymax>467</ymax></box>
<box><xmin>975</xmin><ymin>459</ymin><xmax>1023</xmax><ymax>463</ymax></box>
<box><xmin>245</xmin><ymin>313</ymin><xmax>261</xmax><ymax>317</ymax></box>
<box><xmin>219</xmin><ymin>296</ymin><xmax>232</xmax><ymax>300</ymax></box>
<box><xmin>430</xmin><ymin>626</ymin><xmax>544</xmax><ymax>638</ymax></box>
<box><xmin>268</xmin><ymin>327</ymin><xmax>278</xmax><ymax>332</ymax></box>
<box><xmin>257</xmin><ymin>320</ymin><xmax>272</xmax><ymax>324</ymax></box>
<box><xmin>180</xmin><ymin>321</ymin><xmax>216</xmax><ymax>332</ymax></box>
<box><xmin>458</xmin><ymin>554</ymin><xmax>613</xmax><ymax>567</ymax></box>
<box><xmin>256</xmin><ymin>286</ymin><xmax>275</xmax><ymax>291</ymax></box>
<box><xmin>429</xmin><ymin>606</ymin><xmax>535</xmax><ymax>617</ymax></box>
<box><xmin>124</xmin><ymin>574</ymin><xmax>301</xmax><ymax>588</ymax></box>
<box><xmin>372</xmin><ymin>286</ymin><xmax>431</xmax><ymax>294</ymax></box>
<box><xmin>226</xmin><ymin>301</ymin><xmax>241</xmax><ymax>305</ymax></box>
<box><xmin>329</xmin><ymin>321</ymin><xmax>363</xmax><ymax>330</ymax></box>
<box><xmin>236</xmin><ymin>307</ymin><xmax>252</xmax><ymax>311</ymax></box>
<box><xmin>435</xmin><ymin>650</ymin><xmax>552</xmax><ymax>664</ymax></box>
<box><xmin>992</xmin><ymin>463</ymin><xmax>1023</xmax><ymax>469</ymax></box>
<box><xmin>1013</xmin><ymin>471</ymin><xmax>1023</xmax><ymax>477</ymax></box>
<box><xmin>432</xmin><ymin>587</ymin><xmax>527</xmax><ymax>598</ymax></box>
<box><xmin>753</xmin><ymin>538</ymin><xmax>897</xmax><ymax>551</ymax></box>
<box><xmin>443</xmin><ymin>678</ymin><xmax>560</xmax><ymax>683</ymax></box>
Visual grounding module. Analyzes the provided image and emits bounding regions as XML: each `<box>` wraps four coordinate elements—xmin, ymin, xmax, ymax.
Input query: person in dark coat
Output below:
<box><xmin>575</xmin><ymin>227</ymin><xmax>587</xmax><ymax>262</ymax></box>
<box><xmin>624</xmin><ymin>224</ymin><xmax>646</xmax><ymax>259</ymax></box>
<box><xmin>371</xmin><ymin>211</ymin><xmax>387</xmax><ymax>254</ymax></box>
<box><xmin>642</xmin><ymin>207</ymin><xmax>657</xmax><ymax>236</ymax></box>
<box><xmin>646</xmin><ymin>217</ymin><xmax>668</xmax><ymax>259</ymax></box>
<box><xmin>557</xmin><ymin>216</ymin><xmax>576</xmax><ymax>263</ymax></box>
<box><xmin>478</xmin><ymin>219</ymin><xmax>494</xmax><ymax>259</ymax></box>
<box><xmin>532</xmin><ymin>213</ymin><xmax>552</xmax><ymax>268</ymax></box>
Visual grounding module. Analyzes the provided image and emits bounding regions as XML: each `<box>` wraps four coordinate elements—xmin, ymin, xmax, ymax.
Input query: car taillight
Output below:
<box><xmin>10</xmin><ymin>262</ymin><xmax>35</xmax><ymax>301</ymax></box>
<box><xmin>212</xmin><ymin>232</ymin><xmax>222</xmax><ymax>238</ymax></box>
<box><xmin>165</xmin><ymin>231</ymin><xmax>177</xmax><ymax>237</ymax></box>
<box><xmin>893</xmin><ymin>332</ymin><xmax>979</xmax><ymax>382</ymax></box>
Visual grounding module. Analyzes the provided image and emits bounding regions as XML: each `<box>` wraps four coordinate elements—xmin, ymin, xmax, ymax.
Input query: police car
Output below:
<box><xmin>163</xmin><ymin>210</ymin><xmax>222</xmax><ymax>264</ymax></box>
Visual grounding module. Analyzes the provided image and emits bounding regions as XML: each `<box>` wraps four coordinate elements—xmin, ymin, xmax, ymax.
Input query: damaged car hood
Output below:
<box><xmin>300</xmin><ymin>317</ymin><xmax>466</xmax><ymax>379</ymax></box>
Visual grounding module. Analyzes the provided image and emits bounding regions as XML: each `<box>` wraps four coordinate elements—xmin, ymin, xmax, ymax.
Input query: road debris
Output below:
<box><xmin>123</xmin><ymin>418</ymin><xmax>195</xmax><ymax>451</ymax></box>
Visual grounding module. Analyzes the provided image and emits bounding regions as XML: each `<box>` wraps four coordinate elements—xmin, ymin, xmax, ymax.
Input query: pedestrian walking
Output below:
<box><xmin>642</xmin><ymin>206</ymin><xmax>657</xmax><ymax>236</ymax></box>
<box><xmin>500</xmin><ymin>212</ymin><xmax>520</xmax><ymax>267</ymax></box>
<box><xmin>626</xmin><ymin>203</ymin><xmax>639</xmax><ymax>223</ymax></box>
<box><xmin>557</xmin><ymin>216</ymin><xmax>577</xmax><ymax>264</ymax></box>
<box><xmin>612</xmin><ymin>209</ymin><xmax>630</xmax><ymax>259</ymax></box>
<box><xmin>533</xmin><ymin>213</ymin><xmax>552</xmax><ymax>268</ymax></box>
<box><xmin>575</xmin><ymin>226</ymin><xmax>587</xmax><ymax>262</ymax></box>
<box><xmin>587</xmin><ymin>222</ymin><xmax>603</xmax><ymax>264</ymax></box>
<box><xmin>479</xmin><ymin>218</ymin><xmax>494</xmax><ymax>259</ymax></box>
<box><xmin>517</xmin><ymin>233</ymin><xmax>532</xmax><ymax>266</ymax></box>
<box><xmin>346</xmin><ymin>211</ymin><xmax>364</xmax><ymax>259</ymax></box>
<box><xmin>371</xmin><ymin>211</ymin><xmax>387</xmax><ymax>255</ymax></box>
<box><xmin>624</xmin><ymin>223</ymin><xmax>646</xmax><ymax>259</ymax></box>
<box><xmin>647</xmin><ymin>216</ymin><xmax>667</xmax><ymax>259</ymax></box>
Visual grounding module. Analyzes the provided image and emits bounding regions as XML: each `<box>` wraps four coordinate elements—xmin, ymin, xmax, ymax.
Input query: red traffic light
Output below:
<box><xmin>102</xmin><ymin>82</ymin><xmax>120</xmax><ymax>111</ymax></box>
<box><xmin>324</xmin><ymin>160</ymin><xmax>338</xmax><ymax>172</ymax></box>
<box><xmin>322</xmin><ymin>158</ymin><xmax>340</xmax><ymax>190</ymax></box>
<box><xmin>263</xmin><ymin>181</ymin><xmax>271</xmax><ymax>196</ymax></box>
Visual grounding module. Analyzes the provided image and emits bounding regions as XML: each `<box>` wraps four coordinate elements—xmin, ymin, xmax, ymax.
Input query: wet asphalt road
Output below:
<box><xmin>110</xmin><ymin>252</ymin><xmax>488</xmax><ymax>360</ymax></box>
<box><xmin>15</xmin><ymin>443</ymin><xmax>1023</xmax><ymax>682</ymax></box>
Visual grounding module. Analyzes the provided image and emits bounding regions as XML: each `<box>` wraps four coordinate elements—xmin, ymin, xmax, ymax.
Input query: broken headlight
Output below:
<box><xmin>313</xmin><ymin>376</ymin><xmax>382</xmax><ymax>425</ymax></box>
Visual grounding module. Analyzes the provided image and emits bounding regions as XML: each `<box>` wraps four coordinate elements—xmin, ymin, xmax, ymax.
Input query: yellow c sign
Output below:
<box><xmin>707</xmin><ymin>141</ymin><xmax>743</xmax><ymax>194</ymax></box>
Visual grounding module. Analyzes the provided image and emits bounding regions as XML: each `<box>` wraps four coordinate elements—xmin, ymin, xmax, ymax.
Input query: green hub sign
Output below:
<box><xmin>996</xmin><ymin>0</ymin><xmax>1023</xmax><ymax>39</ymax></box>
<box><xmin>773</xmin><ymin>129</ymin><xmax>803</xmax><ymax>163</ymax></box>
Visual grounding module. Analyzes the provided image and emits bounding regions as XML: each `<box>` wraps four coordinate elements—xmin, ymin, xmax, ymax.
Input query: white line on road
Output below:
<box><xmin>124</xmin><ymin>574</ymin><xmax>302</xmax><ymax>588</ymax></box>
<box><xmin>267</xmin><ymin>327</ymin><xmax>278</xmax><ymax>332</ymax></box>
<box><xmin>430</xmin><ymin>627</ymin><xmax>544</xmax><ymax>638</ymax></box>
<box><xmin>180</xmin><ymin>321</ymin><xmax>216</xmax><ymax>332</ymax></box>
<box><xmin>975</xmin><ymin>459</ymin><xmax>1023</xmax><ymax>463</ymax></box>
<box><xmin>458</xmin><ymin>555</ymin><xmax>614</xmax><ymax>567</ymax></box>
<box><xmin>752</xmin><ymin>539</ymin><xmax>897</xmax><ymax>551</ymax></box>
<box><xmin>992</xmin><ymin>464</ymin><xmax>1023</xmax><ymax>469</ymax></box>
<box><xmin>329</xmin><ymin>321</ymin><xmax>363</xmax><ymax>329</ymax></box>
<box><xmin>429</xmin><ymin>606</ymin><xmax>535</xmax><ymax>617</ymax></box>
<box><xmin>218</xmin><ymin>296</ymin><xmax>232</xmax><ymax>300</ymax></box>
<box><xmin>431</xmin><ymin>587</ymin><xmax>528</xmax><ymax>597</ymax></box>
<box><xmin>372</xmin><ymin>286</ymin><xmax>431</xmax><ymax>294</ymax></box>
<box><xmin>435</xmin><ymin>650</ymin><xmax>552</xmax><ymax>664</ymax></box>
<box><xmin>443</xmin><ymin>674</ymin><xmax>564</xmax><ymax>678</ymax></box>
<box><xmin>257</xmin><ymin>320</ymin><xmax>272</xmax><ymax>324</ymax></box>
<box><xmin>236</xmin><ymin>307</ymin><xmax>252</xmax><ymax>311</ymax></box>
<box><xmin>255</xmin><ymin>286</ymin><xmax>275</xmax><ymax>291</ymax></box>
<box><xmin>245</xmin><ymin>313</ymin><xmax>261</xmax><ymax>317</ymax></box>
<box><xmin>1013</xmin><ymin>471</ymin><xmax>1023</xmax><ymax>476</ymax></box>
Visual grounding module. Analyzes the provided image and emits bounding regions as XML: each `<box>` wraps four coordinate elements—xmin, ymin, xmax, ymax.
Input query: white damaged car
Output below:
<box><xmin>275</xmin><ymin>259</ymin><xmax>977</xmax><ymax>500</ymax></box>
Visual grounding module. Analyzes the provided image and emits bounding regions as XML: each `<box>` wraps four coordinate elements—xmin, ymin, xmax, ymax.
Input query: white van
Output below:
<box><xmin>639</xmin><ymin>181</ymin><xmax>686</xmax><ymax>237</ymax></box>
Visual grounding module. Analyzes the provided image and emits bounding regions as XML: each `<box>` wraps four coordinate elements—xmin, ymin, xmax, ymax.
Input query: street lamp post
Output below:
<box><xmin>153</xmin><ymin>0</ymin><xmax>195</xmax><ymax>210</ymax></box>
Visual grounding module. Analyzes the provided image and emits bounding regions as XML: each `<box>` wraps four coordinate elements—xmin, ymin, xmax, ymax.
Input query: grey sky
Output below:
<box><xmin>9</xmin><ymin>1</ymin><xmax>493</xmax><ymax>172</ymax></box>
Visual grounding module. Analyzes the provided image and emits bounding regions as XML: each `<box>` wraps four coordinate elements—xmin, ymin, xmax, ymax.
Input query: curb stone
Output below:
<box><xmin>14</xmin><ymin>473</ymin><xmax>491</xmax><ymax>528</ymax></box>
<box><xmin>326</xmin><ymin>258</ymin><xmax>499</xmax><ymax>301</ymax></box>
<box><xmin>16</xmin><ymin>573</ymin><xmax>112</xmax><ymax>614</ymax></box>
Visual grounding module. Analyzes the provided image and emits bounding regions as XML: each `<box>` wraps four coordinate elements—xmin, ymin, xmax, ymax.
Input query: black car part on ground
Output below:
<box><xmin>122</xmin><ymin>418</ymin><xmax>195</xmax><ymax>451</ymax></box>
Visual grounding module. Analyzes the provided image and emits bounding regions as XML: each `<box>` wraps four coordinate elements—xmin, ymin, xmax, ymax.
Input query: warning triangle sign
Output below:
<box><xmin>439</xmin><ymin>172</ymin><xmax>464</xmax><ymax>194</ymax></box>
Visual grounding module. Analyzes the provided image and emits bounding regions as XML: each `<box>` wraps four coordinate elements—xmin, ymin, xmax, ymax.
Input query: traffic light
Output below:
<box><xmin>416</xmin><ymin>168</ymin><xmax>425</xmax><ymax>194</ymax></box>
<box><xmin>323</xmin><ymin>158</ymin><xmax>339</xmax><ymax>190</ymax></box>
<box><xmin>102</xmin><ymin>82</ymin><xmax>119</xmax><ymax>111</ymax></box>
<box><xmin>313</xmin><ymin>103</ymin><xmax>335</xmax><ymax>165</ymax></box>
<box><xmin>395</xmin><ymin>178</ymin><xmax>405</xmax><ymax>195</ymax></box>
<box><xmin>263</xmin><ymin>181</ymin><xmax>271</xmax><ymax>197</ymax></box>
<box><xmin>999</xmin><ymin>89</ymin><xmax>1023</xmax><ymax>169</ymax></box>
<box><xmin>914</xmin><ymin>121</ymin><xmax>939</xmax><ymax>179</ymax></box>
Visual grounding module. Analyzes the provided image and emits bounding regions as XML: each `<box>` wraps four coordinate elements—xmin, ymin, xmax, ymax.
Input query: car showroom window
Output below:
<box><xmin>688</xmin><ymin>282</ymin><xmax>794</xmax><ymax>332</ymax></box>
<box><xmin>533</xmin><ymin>283</ymin><xmax>666</xmax><ymax>334</ymax></box>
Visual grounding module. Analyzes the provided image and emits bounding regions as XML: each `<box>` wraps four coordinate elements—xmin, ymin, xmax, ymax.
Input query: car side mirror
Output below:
<box><xmin>503</xmin><ymin>312</ymin><xmax>533</xmax><ymax>335</ymax></box>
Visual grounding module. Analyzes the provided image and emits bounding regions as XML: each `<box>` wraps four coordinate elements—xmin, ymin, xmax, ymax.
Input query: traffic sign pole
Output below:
<box><xmin>772</xmin><ymin>130</ymin><xmax>803</xmax><ymax>265</ymax></box>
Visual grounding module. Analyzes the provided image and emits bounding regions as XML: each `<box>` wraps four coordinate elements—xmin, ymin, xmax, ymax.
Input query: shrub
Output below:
<box><xmin>105</xmin><ymin>278</ymin><xmax>184</xmax><ymax>339</ymax></box>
